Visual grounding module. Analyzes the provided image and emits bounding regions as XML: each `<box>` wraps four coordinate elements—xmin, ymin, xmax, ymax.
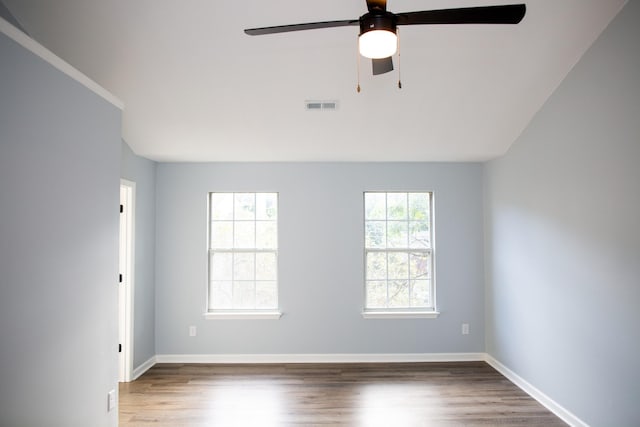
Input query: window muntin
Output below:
<box><xmin>364</xmin><ymin>192</ymin><xmax>435</xmax><ymax>311</ymax></box>
<box><xmin>208</xmin><ymin>192</ymin><xmax>278</xmax><ymax>311</ymax></box>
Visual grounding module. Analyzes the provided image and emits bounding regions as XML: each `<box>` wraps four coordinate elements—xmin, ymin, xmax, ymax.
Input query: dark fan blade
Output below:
<box><xmin>372</xmin><ymin>57</ymin><xmax>393</xmax><ymax>75</ymax></box>
<box><xmin>245</xmin><ymin>19</ymin><xmax>357</xmax><ymax>36</ymax></box>
<box><xmin>366</xmin><ymin>0</ymin><xmax>387</xmax><ymax>12</ymax></box>
<box><xmin>396</xmin><ymin>4</ymin><xmax>526</xmax><ymax>26</ymax></box>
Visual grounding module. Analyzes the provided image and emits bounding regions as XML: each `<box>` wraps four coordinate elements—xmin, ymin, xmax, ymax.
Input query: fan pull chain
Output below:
<box><xmin>356</xmin><ymin>41</ymin><xmax>361</xmax><ymax>93</ymax></box>
<box><xmin>397</xmin><ymin>28</ymin><xmax>402</xmax><ymax>89</ymax></box>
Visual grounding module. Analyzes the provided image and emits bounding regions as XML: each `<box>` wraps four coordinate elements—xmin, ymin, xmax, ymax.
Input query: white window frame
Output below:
<box><xmin>205</xmin><ymin>192</ymin><xmax>281</xmax><ymax>320</ymax></box>
<box><xmin>363</xmin><ymin>191</ymin><xmax>439</xmax><ymax>319</ymax></box>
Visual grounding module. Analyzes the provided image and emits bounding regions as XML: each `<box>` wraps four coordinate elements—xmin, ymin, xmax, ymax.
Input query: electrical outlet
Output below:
<box><xmin>189</xmin><ymin>325</ymin><xmax>197</xmax><ymax>337</ymax></box>
<box><xmin>107</xmin><ymin>389</ymin><xmax>116</xmax><ymax>412</ymax></box>
<box><xmin>462</xmin><ymin>323</ymin><xmax>470</xmax><ymax>335</ymax></box>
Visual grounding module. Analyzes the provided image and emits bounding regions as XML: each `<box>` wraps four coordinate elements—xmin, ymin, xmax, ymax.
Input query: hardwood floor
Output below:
<box><xmin>119</xmin><ymin>362</ymin><xmax>567</xmax><ymax>426</ymax></box>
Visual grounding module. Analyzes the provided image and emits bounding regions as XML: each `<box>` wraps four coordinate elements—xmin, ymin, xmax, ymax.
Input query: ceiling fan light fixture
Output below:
<box><xmin>358</xmin><ymin>11</ymin><xmax>397</xmax><ymax>59</ymax></box>
<box><xmin>245</xmin><ymin>2</ymin><xmax>527</xmax><ymax>75</ymax></box>
<box><xmin>359</xmin><ymin>29</ymin><xmax>397</xmax><ymax>59</ymax></box>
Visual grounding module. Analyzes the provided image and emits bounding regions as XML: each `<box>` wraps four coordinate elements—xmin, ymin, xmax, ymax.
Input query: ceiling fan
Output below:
<box><xmin>245</xmin><ymin>1</ymin><xmax>526</xmax><ymax>76</ymax></box>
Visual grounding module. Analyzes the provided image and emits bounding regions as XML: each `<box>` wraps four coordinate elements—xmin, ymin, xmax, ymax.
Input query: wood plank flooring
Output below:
<box><xmin>119</xmin><ymin>362</ymin><xmax>567</xmax><ymax>426</ymax></box>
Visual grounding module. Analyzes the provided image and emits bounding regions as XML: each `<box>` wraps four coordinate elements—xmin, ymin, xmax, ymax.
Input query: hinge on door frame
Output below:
<box><xmin>119</xmin><ymin>344</ymin><xmax>122</xmax><ymax>353</ymax></box>
<box><xmin>119</xmin><ymin>274</ymin><xmax>123</xmax><ymax>283</ymax></box>
<box><xmin>120</xmin><ymin>204</ymin><xmax>124</xmax><ymax>213</ymax></box>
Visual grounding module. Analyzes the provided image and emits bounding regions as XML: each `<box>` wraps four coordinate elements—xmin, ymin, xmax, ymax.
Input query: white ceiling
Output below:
<box><xmin>3</xmin><ymin>0</ymin><xmax>625</xmax><ymax>162</ymax></box>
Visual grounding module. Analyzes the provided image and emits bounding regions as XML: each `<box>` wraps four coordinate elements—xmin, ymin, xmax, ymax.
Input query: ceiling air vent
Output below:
<box><xmin>305</xmin><ymin>100</ymin><xmax>338</xmax><ymax>111</ymax></box>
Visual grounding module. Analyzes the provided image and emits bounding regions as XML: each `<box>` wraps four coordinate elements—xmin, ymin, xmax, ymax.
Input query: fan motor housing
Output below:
<box><xmin>359</xmin><ymin>11</ymin><xmax>397</xmax><ymax>35</ymax></box>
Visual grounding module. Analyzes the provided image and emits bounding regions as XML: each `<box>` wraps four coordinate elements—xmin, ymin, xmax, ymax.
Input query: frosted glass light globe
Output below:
<box><xmin>359</xmin><ymin>30</ymin><xmax>397</xmax><ymax>59</ymax></box>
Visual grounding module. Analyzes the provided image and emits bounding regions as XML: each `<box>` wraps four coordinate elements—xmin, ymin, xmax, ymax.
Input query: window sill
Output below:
<box><xmin>204</xmin><ymin>311</ymin><xmax>282</xmax><ymax>320</ymax></box>
<box><xmin>362</xmin><ymin>311</ymin><xmax>440</xmax><ymax>319</ymax></box>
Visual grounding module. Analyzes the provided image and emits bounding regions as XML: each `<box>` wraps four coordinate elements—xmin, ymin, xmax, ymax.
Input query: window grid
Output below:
<box><xmin>208</xmin><ymin>192</ymin><xmax>278</xmax><ymax>312</ymax></box>
<box><xmin>364</xmin><ymin>192</ymin><xmax>434</xmax><ymax>311</ymax></box>
<box><xmin>365</xmin><ymin>248</ymin><xmax>432</xmax><ymax>309</ymax></box>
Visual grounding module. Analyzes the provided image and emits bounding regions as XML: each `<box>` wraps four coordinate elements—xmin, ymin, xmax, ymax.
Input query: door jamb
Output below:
<box><xmin>119</xmin><ymin>179</ymin><xmax>135</xmax><ymax>382</ymax></box>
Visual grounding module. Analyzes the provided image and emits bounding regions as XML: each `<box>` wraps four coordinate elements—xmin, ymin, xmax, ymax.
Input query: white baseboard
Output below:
<box><xmin>154</xmin><ymin>352</ymin><xmax>486</xmax><ymax>364</ymax></box>
<box><xmin>484</xmin><ymin>354</ymin><xmax>588</xmax><ymax>427</ymax></box>
<box><xmin>132</xmin><ymin>355</ymin><xmax>157</xmax><ymax>381</ymax></box>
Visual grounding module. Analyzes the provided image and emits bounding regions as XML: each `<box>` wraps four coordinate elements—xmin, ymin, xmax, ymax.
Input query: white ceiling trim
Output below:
<box><xmin>0</xmin><ymin>16</ymin><xmax>123</xmax><ymax>110</ymax></box>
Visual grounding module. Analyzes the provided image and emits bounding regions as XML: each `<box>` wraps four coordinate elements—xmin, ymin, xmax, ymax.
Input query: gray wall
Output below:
<box><xmin>155</xmin><ymin>162</ymin><xmax>485</xmax><ymax>354</ymax></box>
<box><xmin>121</xmin><ymin>141</ymin><xmax>157</xmax><ymax>370</ymax></box>
<box><xmin>483</xmin><ymin>2</ymin><xmax>640</xmax><ymax>426</ymax></box>
<box><xmin>0</xmin><ymin>34</ymin><xmax>121</xmax><ymax>427</ymax></box>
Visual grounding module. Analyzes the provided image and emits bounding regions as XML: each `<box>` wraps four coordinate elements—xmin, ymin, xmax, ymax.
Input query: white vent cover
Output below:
<box><xmin>305</xmin><ymin>100</ymin><xmax>338</xmax><ymax>111</ymax></box>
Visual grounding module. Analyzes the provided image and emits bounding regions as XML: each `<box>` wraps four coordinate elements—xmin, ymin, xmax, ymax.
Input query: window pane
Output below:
<box><xmin>409</xmin><ymin>252</ymin><xmax>430</xmax><ymax>280</ymax></box>
<box><xmin>363</xmin><ymin>192</ymin><xmax>434</xmax><ymax>311</ymax></box>
<box><xmin>209</xmin><ymin>281</ymin><xmax>232</xmax><ymax>309</ymax></box>
<box><xmin>388</xmin><ymin>252</ymin><xmax>409</xmax><ymax>279</ymax></box>
<box><xmin>256</xmin><ymin>281</ymin><xmax>277</xmax><ymax>309</ymax></box>
<box><xmin>387</xmin><ymin>193</ymin><xmax>407</xmax><ymax>220</ymax></box>
<box><xmin>209</xmin><ymin>192</ymin><xmax>279</xmax><ymax>313</ymax></box>
<box><xmin>233</xmin><ymin>281</ymin><xmax>255</xmax><ymax>309</ymax></box>
<box><xmin>366</xmin><ymin>281</ymin><xmax>387</xmax><ymax>308</ymax></box>
<box><xmin>234</xmin><ymin>221</ymin><xmax>255</xmax><ymax>248</ymax></box>
<box><xmin>211</xmin><ymin>221</ymin><xmax>233</xmax><ymax>248</ymax></box>
<box><xmin>256</xmin><ymin>221</ymin><xmax>277</xmax><ymax>248</ymax></box>
<box><xmin>256</xmin><ymin>252</ymin><xmax>277</xmax><ymax>281</ymax></box>
<box><xmin>211</xmin><ymin>193</ymin><xmax>233</xmax><ymax>220</ymax></box>
<box><xmin>408</xmin><ymin>193</ymin><xmax>429</xmax><ymax>221</ymax></box>
<box><xmin>366</xmin><ymin>252</ymin><xmax>387</xmax><ymax>280</ymax></box>
<box><xmin>365</xmin><ymin>193</ymin><xmax>386</xmax><ymax>220</ymax></box>
<box><xmin>387</xmin><ymin>221</ymin><xmax>408</xmax><ymax>248</ymax></box>
<box><xmin>233</xmin><ymin>253</ymin><xmax>254</xmax><ymax>280</ymax></box>
<box><xmin>365</xmin><ymin>221</ymin><xmax>386</xmax><ymax>248</ymax></box>
<box><xmin>210</xmin><ymin>252</ymin><xmax>233</xmax><ymax>281</ymax></box>
<box><xmin>388</xmin><ymin>280</ymin><xmax>410</xmax><ymax>307</ymax></box>
<box><xmin>409</xmin><ymin>221</ymin><xmax>430</xmax><ymax>248</ymax></box>
<box><xmin>410</xmin><ymin>280</ymin><xmax>430</xmax><ymax>307</ymax></box>
<box><xmin>234</xmin><ymin>193</ymin><xmax>255</xmax><ymax>220</ymax></box>
<box><xmin>256</xmin><ymin>193</ymin><xmax>277</xmax><ymax>220</ymax></box>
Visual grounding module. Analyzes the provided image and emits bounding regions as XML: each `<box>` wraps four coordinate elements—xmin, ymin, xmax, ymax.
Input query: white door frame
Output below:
<box><xmin>119</xmin><ymin>179</ymin><xmax>135</xmax><ymax>382</ymax></box>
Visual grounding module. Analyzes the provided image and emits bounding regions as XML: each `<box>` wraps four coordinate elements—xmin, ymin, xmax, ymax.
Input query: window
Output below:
<box><xmin>207</xmin><ymin>192</ymin><xmax>279</xmax><ymax>318</ymax></box>
<box><xmin>364</xmin><ymin>192</ymin><xmax>437</xmax><ymax>317</ymax></box>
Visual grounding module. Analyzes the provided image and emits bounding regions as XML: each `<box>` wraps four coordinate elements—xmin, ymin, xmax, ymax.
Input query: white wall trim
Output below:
<box><xmin>132</xmin><ymin>356</ymin><xmax>157</xmax><ymax>381</ymax></box>
<box><xmin>155</xmin><ymin>352</ymin><xmax>486</xmax><ymax>364</ymax></box>
<box><xmin>0</xmin><ymin>16</ymin><xmax>124</xmax><ymax>110</ymax></box>
<box><xmin>484</xmin><ymin>354</ymin><xmax>588</xmax><ymax>427</ymax></box>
